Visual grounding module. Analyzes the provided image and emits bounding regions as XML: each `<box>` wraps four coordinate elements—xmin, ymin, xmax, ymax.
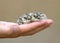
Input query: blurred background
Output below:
<box><xmin>0</xmin><ymin>0</ymin><xmax>60</xmax><ymax>43</ymax></box>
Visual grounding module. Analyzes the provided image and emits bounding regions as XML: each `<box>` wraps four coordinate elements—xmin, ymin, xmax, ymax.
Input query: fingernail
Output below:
<box><xmin>47</xmin><ymin>19</ymin><xmax>53</xmax><ymax>24</ymax></box>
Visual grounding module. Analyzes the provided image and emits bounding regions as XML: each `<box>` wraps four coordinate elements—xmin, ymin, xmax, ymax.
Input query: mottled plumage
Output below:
<box><xmin>17</xmin><ymin>12</ymin><xmax>47</xmax><ymax>25</ymax></box>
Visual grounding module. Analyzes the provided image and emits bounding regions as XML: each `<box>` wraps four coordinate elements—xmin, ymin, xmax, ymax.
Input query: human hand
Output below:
<box><xmin>0</xmin><ymin>19</ymin><xmax>53</xmax><ymax>38</ymax></box>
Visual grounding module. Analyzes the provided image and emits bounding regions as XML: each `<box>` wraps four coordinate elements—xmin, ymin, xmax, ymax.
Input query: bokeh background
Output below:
<box><xmin>0</xmin><ymin>0</ymin><xmax>60</xmax><ymax>43</ymax></box>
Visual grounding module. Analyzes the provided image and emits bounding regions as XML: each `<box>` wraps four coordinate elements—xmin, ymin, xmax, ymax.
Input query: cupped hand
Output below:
<box><xmin>0</xmin><ymin>19</ymin><xmax>53</xmax><ymax>38</ymax></box>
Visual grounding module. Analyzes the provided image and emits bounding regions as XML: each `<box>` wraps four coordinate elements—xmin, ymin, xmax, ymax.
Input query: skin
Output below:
<box><xmin>0</xmin><ymin>19</ymin><xmax>53</xmax><ymax>38</ymax></box>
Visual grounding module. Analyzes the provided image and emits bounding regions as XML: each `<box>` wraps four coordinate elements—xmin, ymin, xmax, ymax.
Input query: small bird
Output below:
<box><xmin>17</xmin><ymin>12</ymin><xmax>47</xmax><ymax>25</ymax></box>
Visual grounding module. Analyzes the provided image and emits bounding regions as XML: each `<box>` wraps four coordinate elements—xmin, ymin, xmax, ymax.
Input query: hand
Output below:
<box><xmin>0</xmin><ymin>19</ymin><xmax>53</xmax><ymax>38</ymax></box>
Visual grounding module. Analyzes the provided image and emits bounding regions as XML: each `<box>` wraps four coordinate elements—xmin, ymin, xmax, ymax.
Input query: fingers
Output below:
<box><xmin>19</xmin><ymin>23</ymin><xmax>46</xmax><ymax>36</ymax></box>
<box><xmin>19</xmin><ymin>20</ymin><xmax>46</xmax><ymax>33</ymax></box>
<box><xmin>33</xmin><ymin>19</ymin><xmax>53</xmax><ymax>32</ymax></box>
<box><xmin>23</xmin><ymin>19</ymin><xmax>53</xmax><ymax>36</ymax></box>
<box><xmin>27</xmin><ymin>20</ymin><xmax>52</xmax><ymax>35</ymax></box>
